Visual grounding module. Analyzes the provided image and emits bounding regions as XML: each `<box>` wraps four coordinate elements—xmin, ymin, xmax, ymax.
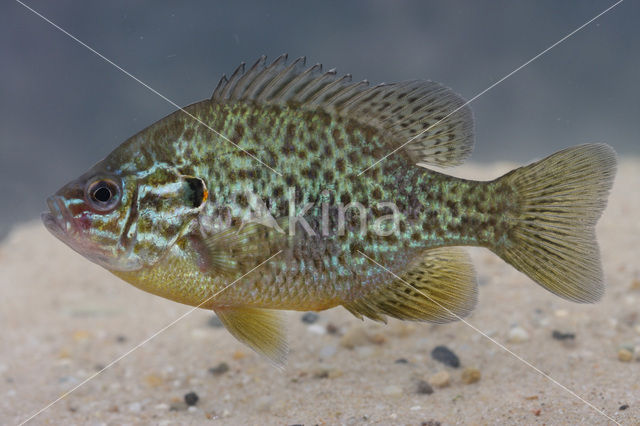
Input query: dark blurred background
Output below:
<box><xmin>1</xmin><ymin>1</ymin><xmax>638</xmax><ymax>239</ymax></box>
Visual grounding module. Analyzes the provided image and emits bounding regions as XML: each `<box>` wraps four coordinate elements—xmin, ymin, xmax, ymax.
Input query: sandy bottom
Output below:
<box><xmin>1</xmin><ymin>160</ymin><xmax>639</xmax><ymax>425</ymax></box>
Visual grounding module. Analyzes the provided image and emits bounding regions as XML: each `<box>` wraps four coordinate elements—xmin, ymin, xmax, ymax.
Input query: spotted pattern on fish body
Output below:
<box><xmin>109</xmin><ymin>100</ymin><xmax>504</xmax><ymax>305</ymax></box>
<box><xmin>43</xmin><ymin>55</ymin><xmax>616</xmax><ymax>365</ymax></box>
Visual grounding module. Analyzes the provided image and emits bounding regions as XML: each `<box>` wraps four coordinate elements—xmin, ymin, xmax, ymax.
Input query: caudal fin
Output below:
<box><xmin>495</xmin><ymin>143</ymin><xmax>616</xmax><ymax>302</ymax></box>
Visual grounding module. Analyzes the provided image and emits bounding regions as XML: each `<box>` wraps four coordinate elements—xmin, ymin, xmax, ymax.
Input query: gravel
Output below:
<box><xmin>431</xmin><ymin>345</ymin><xmax>460</xmax><ymax>368</ymax></box>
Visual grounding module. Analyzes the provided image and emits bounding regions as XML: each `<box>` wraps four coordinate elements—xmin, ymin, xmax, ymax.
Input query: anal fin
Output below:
<box><xmin>214</xmin><ymin>306</ymin><xmax>288</xmax><ymax>367</ymax></box>
<box><xmin>345</xmin><ymin>247</ymin><xmax>478</xmax><ymax>323</ymax></box>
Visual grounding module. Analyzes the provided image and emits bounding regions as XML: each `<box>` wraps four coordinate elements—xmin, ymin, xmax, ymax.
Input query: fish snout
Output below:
<box><xmin>42</xmin><ymin>195</ymin><xmax>77</xmax><ymax>237</ymax></box>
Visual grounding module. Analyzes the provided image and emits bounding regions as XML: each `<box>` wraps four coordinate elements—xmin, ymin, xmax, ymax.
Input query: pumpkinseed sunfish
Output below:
<box><xmin>42</xmin><ymin>55</ymin><xmax>617</xmax><ymax>365</ymax></box>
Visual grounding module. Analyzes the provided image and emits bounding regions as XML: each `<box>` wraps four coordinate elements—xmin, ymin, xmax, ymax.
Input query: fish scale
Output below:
<box><xmin>43</xmin><ymin>55</ymin><xmax>616</xmax><ymax>365</ymax></box>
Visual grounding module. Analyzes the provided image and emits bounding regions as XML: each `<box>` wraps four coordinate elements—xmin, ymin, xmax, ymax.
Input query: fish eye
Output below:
<box><xmin>86</xmin><ymin>178</ymin><xmax>120</xmax><ymax>211</ymax></box>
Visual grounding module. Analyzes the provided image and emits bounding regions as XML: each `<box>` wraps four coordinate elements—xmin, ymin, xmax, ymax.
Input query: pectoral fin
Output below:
<box><xmin>214</xmin><ymin>306</ymin><xmax>288</xmax><ymax>367</ymax></box>
<box><xmin>200</xmin><ymin>219</ymin><xmax>287</xmax><ymax>277</ymax></box>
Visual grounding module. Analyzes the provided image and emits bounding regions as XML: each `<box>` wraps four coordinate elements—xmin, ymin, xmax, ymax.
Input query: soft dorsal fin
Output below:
<box><xmin>344</xmin><ymin>247</ymin><xmax>478</xmax><ymax>323</ymax></box>
<box><xmin>211</xmin><ymin>55</ymin><xmax>474</xmax><ymax>167</ymax></box>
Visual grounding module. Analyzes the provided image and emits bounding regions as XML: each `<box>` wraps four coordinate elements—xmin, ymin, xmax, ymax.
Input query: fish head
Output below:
<box><xmin>42</xmin><ymin>159</ymin><xmax>208</xmax><ymax>272</ymax></box>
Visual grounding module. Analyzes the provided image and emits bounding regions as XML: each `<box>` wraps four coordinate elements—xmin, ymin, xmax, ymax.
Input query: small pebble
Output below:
<box><xmin>307</xmin><ymin>324</ymin><xmax>326</xmax><ymax>335</ymax></box>
<box><xmin>619</xmin><ymin>404</ymin><xmax>629</xmax><ymax>410</ymax></box>
<box><xmin>394</xmin><ymin>358</ymin><xmax>409</xmax><ymax>364</ymax></box>
<box><xmin>431</xmin><ymin>345</ymin><xmax>460</xmax><ymax>368</ymax></box>
<box><xmin>301</xmin><ymin>312</ymin><xmax>319</xmax><ymax>324</ymax></box>
<box><xmin>369</xmin><ymin>332</ymin><xmax>387</xmax><ymax>345</ymax></box>
<box><xmin>428</xmin><ymin>371</ymin><xmax>450</xmax><ymax>388</ymax></box>
<box><xmin>232</xmin><ymin>350</ymin><xmax>246</xmax><ymax>360</ymax></box>
<box><xmin>208</xmin><ymin>362</ymin><xmax>230</xmax><ymax>376</ymax></box>
<box><xmin>340</xmin><ymin>327</ymin><xmax>370</xmax><ymax>349</ymax></box>
<box><xmin>416</xmin><ymin>380</ymin><xmax>434</xmax><ymax>395</ymax></box>
<box><xmin>630</xmin><ymin>280</ymin><xmax>640</xmax><ymax>291</ymax></box>
<box><xmin>421</xmin><ymin>420</ymin><xmax>441</xmax><ymax>426</ymax></box>
<box><xmin>314</xmin><ymin>369</ymin><xmax>330</xmax><ymax>379</ymax></box>
<box><xmin>618</xmin><ymin>348</ymin><xmax>633</xmax><ymax>362</ymax></box>
<box><xmin>187</xmin><ymin>406</ymin><xmax>198</xmax><ymax>412</ymax></box>
<box><xmin>326</xmin><ymin>323</ymin><xmax>340</xmax><ymax>335</ymax></box>
<box><xmin>551</xmin><ymin>330</ymin><xmax>575</xmax><ymax>341</ymax></box>
<box><xmin>184</xmin><ymin>391</ymin><xmax>199</xmax><ymax>406</ymax></box>
<box><xmin>208</xmin><ymin>316</ymin><xmax>223</xmax><ymax>328</ymax></box>
<box><xmin>507</xmin><ymin>326</ymin><xmax>530</xmax><ymax>343</ymax></box>
<box><xmin>461</xmin><ymin>367</ymin><xmax>481</xmax><ymax>384</ymax></box>
<box><xmin>382</xmin><ymin>385</ymin><xmax>403</xmax><ymax>397</ymax></box>
<box><xmin>116</xmin><ymin>335</ymin><xmax>127</xmax><ymax>343</ymax></box>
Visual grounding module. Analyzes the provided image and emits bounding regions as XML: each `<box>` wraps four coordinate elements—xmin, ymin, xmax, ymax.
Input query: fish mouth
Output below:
<box><xmin>42</xmin><ymin>196</ymin><xmax>78</xmax><ymax>239</ymax></box>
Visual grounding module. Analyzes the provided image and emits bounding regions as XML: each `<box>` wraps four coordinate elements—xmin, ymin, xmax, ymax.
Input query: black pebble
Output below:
<box><xmin>619</xmin><ymin>404</ymin><xmax>629</xmax><ymax>410</ymax></box>
<box><xmin>184</xmin><ymin>391</ymin><xmax>199</xmax><ymax>406</ymax></box>
<box><xmin>416</xmin><ymin>380</ymin><xmax>434</xmax><ymax>395</ymax></box>
<box><xmin>208</xmin><ymin>316</ymin><xmax>224</xmax><ymax>328</ymax></box>
<box><xmin>116</xmin><ymin>335</ymin><xmax>127</xmax><ymax>343</ymax></box>
<box><xmin>431</xmin><ymin>345</ymin><xmax>460</xmax><ymax>368</ymax></box>
<box><xmin>394</xmin><ymin>358</ymin><xmax>409</xmax><ymax>364</ymax></box>
<box><xmin>208</xmin><ymin>362</ymin><xmax>230</xmax><ymax>376</ymax></box>
<box><xmin>551</xmin><ymin>330</ymin><xmax>575</xmax><ymax>341</ymax></box>
<box><xmin>421</xmin><ymin>421</ymin><xmax>441</xmax><ymax>426</ymax></box>
<box><xmin>301</xmin><ymin>312</ymin><xmax>319</xmax><ymax>324</ymax></box>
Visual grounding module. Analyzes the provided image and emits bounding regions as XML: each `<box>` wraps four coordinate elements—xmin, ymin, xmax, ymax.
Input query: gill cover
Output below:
<box><xmin>119</xmin><ymin>165</ymin><xmax>208</xmax><ymax>270</ymax></box>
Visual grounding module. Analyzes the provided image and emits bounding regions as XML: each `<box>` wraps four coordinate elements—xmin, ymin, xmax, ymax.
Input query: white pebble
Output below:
<box><xmin>154</xmin><ymin>403</ymin><xmax>169</xmax><ymax>410</ymax></box>
<box><xmin>410</xmin><ymin>405</ymin><xmax>422</xmax><ymax>411</ymax></box>
<box><xmin>188</xmin><ymin>406</ymin><xmax>198</xmax><ymax>412</ymax></box>
<box><xmin>508</xmin><ymin>326</ymin><xmax>530</xmax><ymax>343</ymax></box>
<box><xmin>308</xmin><ymin>324</ymin><xmax>326</xmax><ymax>335</ymax></box>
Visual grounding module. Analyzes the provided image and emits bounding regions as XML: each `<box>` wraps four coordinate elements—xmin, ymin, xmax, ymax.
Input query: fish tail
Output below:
<box><xmin>494</xmin><ymin>143</ymin><xmax>616</xmax><ymax>302</ymax></box>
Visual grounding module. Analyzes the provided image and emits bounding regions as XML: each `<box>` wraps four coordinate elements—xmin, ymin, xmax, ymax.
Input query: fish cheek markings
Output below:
<box><xmin>129</xmin><ymin>170</ymin><xmax>207</xmax><ymax>265</ymax></box>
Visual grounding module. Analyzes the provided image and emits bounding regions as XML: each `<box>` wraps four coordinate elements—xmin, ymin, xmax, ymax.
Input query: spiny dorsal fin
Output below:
<box><xmin>344</xmin><ymin>247</ymin><xmax>478</xmax><ymax>323</ymax></box>
<box><xmin>214</xmin><ymin>307</ymin><xmax>288</xmax><ymax>368</ymax></box>
<box><xmin>211</xmin><ymin>55</ymin><xmax>474</xmax><ymax>167</ymax></box>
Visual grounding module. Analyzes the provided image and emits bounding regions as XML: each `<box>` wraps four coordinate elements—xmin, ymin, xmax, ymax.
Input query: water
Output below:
<box><xmin>1</xmin><ymin>1</ymin><xmax>638</xmax><ymax>239</ymax></box>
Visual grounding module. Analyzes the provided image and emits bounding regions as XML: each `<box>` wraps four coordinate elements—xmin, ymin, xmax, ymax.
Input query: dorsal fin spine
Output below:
<box><xmin>221</xmin><ymin>62</ymin><xmax>247</xmax><ymax>100</ymax></box>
